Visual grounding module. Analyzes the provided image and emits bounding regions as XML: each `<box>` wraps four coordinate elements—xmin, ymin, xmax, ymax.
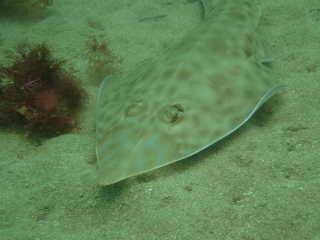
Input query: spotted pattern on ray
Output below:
<box><xmin>96</xmin><ymin>0</ymin><xmax>286</xmax><ymax>185</ymax></box>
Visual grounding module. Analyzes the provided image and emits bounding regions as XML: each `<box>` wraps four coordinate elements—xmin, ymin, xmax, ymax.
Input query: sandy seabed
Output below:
<box><xmin>0</xmin><ymin>0</ymin><xmax>319</xmax><ymax>239</ymax></box>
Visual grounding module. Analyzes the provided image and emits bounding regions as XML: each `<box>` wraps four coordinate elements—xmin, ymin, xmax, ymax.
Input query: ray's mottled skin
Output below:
<box><xmin>96</xmin><ymin>0</ymin><xmax>286</xmax><ymax>185</ymax></box>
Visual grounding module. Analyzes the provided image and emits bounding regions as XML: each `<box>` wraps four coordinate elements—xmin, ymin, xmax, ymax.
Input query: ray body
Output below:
<box><xmin>96</xmin><ymin>0</ymin><xmax>285</xmax><ymax>185</ymax></box>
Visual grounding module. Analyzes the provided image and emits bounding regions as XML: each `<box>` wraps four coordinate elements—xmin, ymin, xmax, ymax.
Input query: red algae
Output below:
<box><xmin>35</xmin><ymin>89</ymin><xmax>59</xmax><ymax>113</ymax></box>
<box><xmin>0</xmin><ymin>42</ymin><xmax>88</xmax><ymax>138</ymax></box>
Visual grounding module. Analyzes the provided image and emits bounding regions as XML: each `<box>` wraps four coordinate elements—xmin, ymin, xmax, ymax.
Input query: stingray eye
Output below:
<box><xmin>125</xmin><ymin>98</ymin><xmax>144</xmax><ymax>116</ymax></box>
<box><xmin>165</xmin><ymin>107</ymin><xmax>179</xmax><ymax>122</ymax></box>
<box><xmin>164</xmin><ymin>103</ymin><xmax>184</xmax><ymax>123</ymax></box>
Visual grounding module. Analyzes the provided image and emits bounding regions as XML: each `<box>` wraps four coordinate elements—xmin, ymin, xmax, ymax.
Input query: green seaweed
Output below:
<box><xmin>86</xmin><ymin>38</ymin><xmax>118</xmax><ymax>86</ymax></box>
<box><xmin>0</xmin><ymin>0</ymin><xmax>53</xmax><ymax>20</ymax></box>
